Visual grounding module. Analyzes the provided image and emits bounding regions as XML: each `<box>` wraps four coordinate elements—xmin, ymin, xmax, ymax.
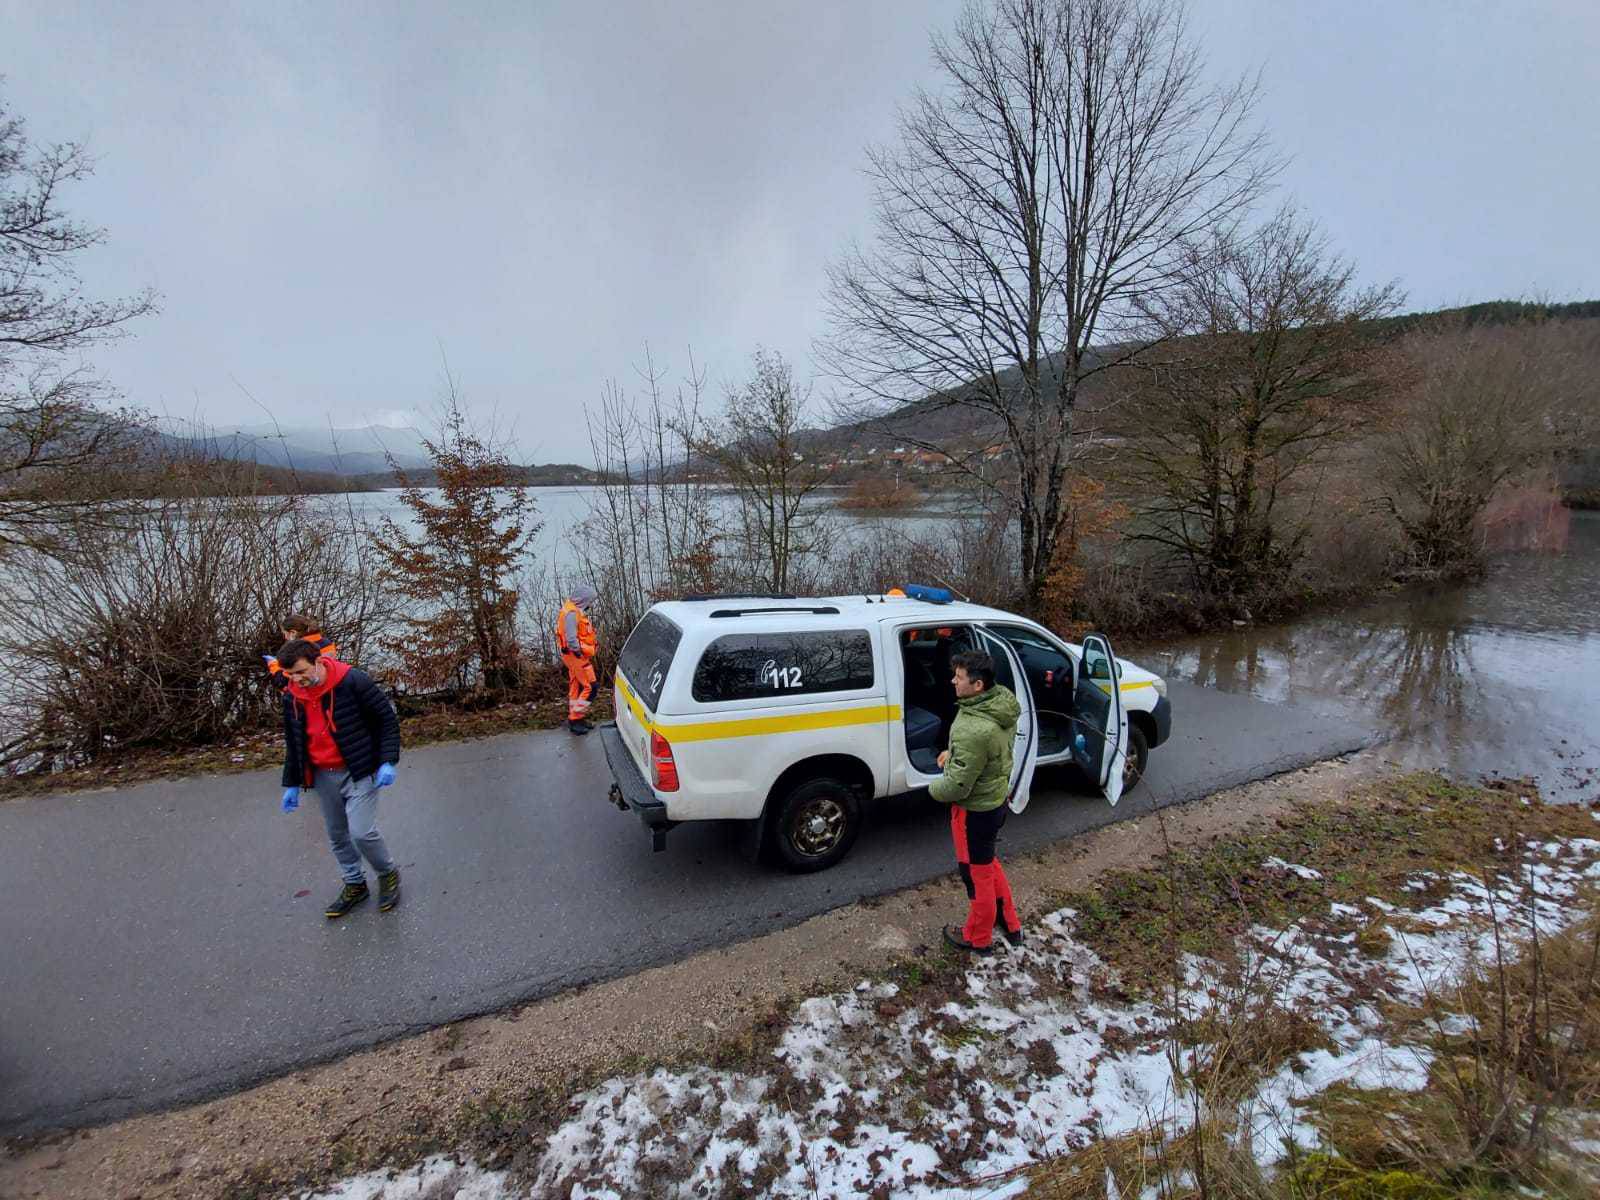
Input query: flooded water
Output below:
<box><xmin>1137</xmin><ymin>512</ymin><xmax>1600</xmax><ymax>804</ymax></box>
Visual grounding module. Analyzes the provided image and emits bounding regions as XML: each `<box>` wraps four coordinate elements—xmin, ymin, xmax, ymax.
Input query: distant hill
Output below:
<box><xmin>157</xmin><ymin>423</ymin><xmax>435</xmax><ymax>476</ymax></box>
<box><xmin>350</xmin><ymin>462</ymin><xmax>609</xmax><ymax>489</ymax></box>
<box><xmin>1366</xmin><ymin>298</ymin><xmax>1600</xmax><ymax>339</ymax></box>
<box><xmin>107</xmin><ymin>459</ymin><xmax>378</xmax><ymax>498</ymax></box>
<box><xmin>149</xmin><ymin>423</ymin><xmax>611</xmax><ymax>490</ymax></box>
<box><xmin>817</xmin><ymin>298</ymin><xmax>1600</xmax><ymax>454</ymax></box>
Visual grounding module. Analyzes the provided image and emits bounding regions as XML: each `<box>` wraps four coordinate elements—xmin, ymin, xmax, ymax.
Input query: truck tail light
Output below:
<box><xmin>650</xmin><ymin>730</ymin><xmax>679</xmax><ymax>792</ymax></box>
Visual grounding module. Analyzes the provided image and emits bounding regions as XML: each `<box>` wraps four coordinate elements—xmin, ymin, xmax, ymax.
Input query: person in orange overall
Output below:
<box><xmin>264</xmin><ymin>613</ymin><xmax>339</xmax><ymax>680</ymax></box>
<box><xmin>556</xmin><ymin>584</ymin><xmax>599</xmax><ymax>735</ymax></box>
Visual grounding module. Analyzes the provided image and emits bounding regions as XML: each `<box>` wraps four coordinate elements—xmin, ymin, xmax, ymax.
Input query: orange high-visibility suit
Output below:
<box><xmin>555</xmin><ymin>596</ymin><xmax>598</xmax><ymax>725</ymax></box>
<box><xmin>265</xmin><ymin>631</ymin><xmax>339</xmax><ymax>676</ymax></box>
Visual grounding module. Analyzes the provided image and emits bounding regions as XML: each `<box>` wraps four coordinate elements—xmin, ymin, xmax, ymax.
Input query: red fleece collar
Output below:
<box><xmin>285</xmin><ymin>655</ymin><xmax>351</xmax><ymax>702</ymax></box>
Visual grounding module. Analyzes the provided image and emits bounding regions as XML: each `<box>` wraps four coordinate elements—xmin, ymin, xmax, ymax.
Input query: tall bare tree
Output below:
<box><xmin>822</xmin><ymin>0</ymin><xmax>1275</xmax><ymax>610</ymax></box>
<box><xmin>687</xmin><ymin>348</ymin><xmax>832</xmax><ymax>594</ymax></box>
<box><xmin>0</xmin><ymin>91</ymin><xmax>158</xmax><ymax>549</ymax></box>
<box><xmin>1119</xmin><ymin>207</ymin><xmax>1401</xmax><ymax>597</ymax></box>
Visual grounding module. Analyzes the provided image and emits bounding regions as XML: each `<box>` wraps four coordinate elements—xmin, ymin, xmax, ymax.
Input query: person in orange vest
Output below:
<box><xmin>264</xmin><ymin>613</ymin><xmax>340</xmax><ymax>679</ymax></box>
<box><xmin>556</xmin><ymin>584</ymin><xmax>599</xmax><ymax>735</ymax></box>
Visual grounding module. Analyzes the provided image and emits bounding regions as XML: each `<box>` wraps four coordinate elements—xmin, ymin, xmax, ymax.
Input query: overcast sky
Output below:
<box><xmin>3</xmin><ymin>0</ymin><xmax>1596</xmax><ymax>463</ymax></box>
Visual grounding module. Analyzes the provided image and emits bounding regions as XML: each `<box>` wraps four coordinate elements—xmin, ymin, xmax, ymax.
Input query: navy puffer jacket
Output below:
<box><xmin>280</xmin><ymin>666</ymin><xmax>401</xmax><ymax>787</ymax></box>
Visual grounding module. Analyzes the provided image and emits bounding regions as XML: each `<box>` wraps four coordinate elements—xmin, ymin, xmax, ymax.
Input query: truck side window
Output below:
<box><xmin>617</xmin><ymin>611</ymin><xmax>683</xmax><ymax>710</ymax></box>
<box><xmin>693</xmin><ymin>630</ymin><xmax>875</xmax><ymax>703</ymax></box>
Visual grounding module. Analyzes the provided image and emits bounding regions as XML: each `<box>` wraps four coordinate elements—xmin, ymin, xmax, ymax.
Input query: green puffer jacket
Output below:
<box><xmin>928</xmin><ymin>685</ymin><xmax>1020</xmax><ymax>813</ymax></box>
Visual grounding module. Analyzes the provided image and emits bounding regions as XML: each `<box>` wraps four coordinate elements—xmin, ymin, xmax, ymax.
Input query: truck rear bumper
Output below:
<box><xmin>599</xmin><ymin>722</ymin><xmax>677</xmax><ymax>851</ymax></box>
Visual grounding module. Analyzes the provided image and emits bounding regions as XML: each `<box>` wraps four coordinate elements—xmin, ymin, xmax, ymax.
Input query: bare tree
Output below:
<box><xmin>0</xmin><ymin>91</ymin><xmax>158</xmax><ymax>549</ymax></box>
<box><xmin>822</xmin><ymin>0</ymin><xmax>1275</xmax><ymax>611</ymax></box>
<box><xmin>1375</xmin><ymin>318</ymin><xmax>1599</xmax><ymax>575</ymax></box>
<box><xmin>574</xmin><ymin>346</ymin><xmax>720</xmax><ymax>642</ymax></box>
<box><xmin>686</xmin><ymin>348</ymin><xmax>832</xmax><ymax>594</ymax></box>
<box><xmin>1119</xmin><ymin>207</ymin><xmax>1401</xmax><ymax>598</ymax></box>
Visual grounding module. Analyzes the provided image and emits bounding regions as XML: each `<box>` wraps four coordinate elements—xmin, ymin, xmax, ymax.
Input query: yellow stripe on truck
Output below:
<box><xmin>1093</xmin><ymin>680</ymin><xmax>1155</xmax><ymax>696</ymax></box>
<box><xmin>615</xmin><ymin>674</ymin><xmax>903</xmax><ymax>743</ymax></box>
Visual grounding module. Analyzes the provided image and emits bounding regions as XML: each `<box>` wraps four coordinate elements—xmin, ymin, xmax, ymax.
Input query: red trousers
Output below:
<box><xmin>563</xmin><ymin>653</ymin><xmax>596</xmax><ymax>721</ymax></box>
<box><xmin>950</xmin><ymin>806</ymin><xmax>1021</xmax><ymax>949</ymax></box>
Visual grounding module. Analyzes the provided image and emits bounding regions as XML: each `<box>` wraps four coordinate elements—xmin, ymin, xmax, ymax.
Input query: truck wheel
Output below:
<box><xmin>1122</xmin><ymin>724</ymin><xmax>1150</xmax><ymax>791</ymax></box>
<box><xmin>770</xmin><ymin>777</ymin><xmax>862</xmax><ymax>873</ymax></box>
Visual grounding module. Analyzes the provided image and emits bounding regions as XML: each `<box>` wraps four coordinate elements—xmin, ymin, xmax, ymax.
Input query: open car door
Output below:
<box><xmin>1071</xmin><ymin>633</ymin><xmax>1128</xmax><ymax>808</ymax></box>
<box><xmin>978</xmin><ymin>630</ymin><xmax>1039</xmax><ymax>815</ymax></box>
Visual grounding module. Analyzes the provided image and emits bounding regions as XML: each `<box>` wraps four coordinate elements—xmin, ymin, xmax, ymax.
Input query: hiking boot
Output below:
<box><xmin>378</xmin><ymin>868</ymin><xmax>401</xmax><ymax>912</ymax></box>
<box><xmin>568</xmin><ymin>718</ymin><xmax>593</xmax><ymax>736</ymax></box>
<box><xmin>1002</xmin><ymin>926</ymin><xmax>1025</xmax><ymax>948</ymax></box>
<box><xmin>324</xmin><ymin>880</ymin><xmax>369</xmax><ymax>919</ymax></box>
<box><xmin>943</xmin><ymin>924</ymin><xmax>995</xmax><ymax>957</ymax></box>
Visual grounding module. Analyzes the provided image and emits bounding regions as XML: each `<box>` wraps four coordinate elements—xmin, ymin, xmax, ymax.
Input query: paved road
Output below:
<box><xmin>0</xmin><ymin>681</ymin><xmax>1374</xmax><ymax>1135</ymax></box>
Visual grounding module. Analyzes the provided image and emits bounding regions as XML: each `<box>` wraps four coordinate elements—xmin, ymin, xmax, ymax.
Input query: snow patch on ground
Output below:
<box><xmin>1261</xmin><ymin>856</ymin><xmax>1323</xmax><ymax>880</ymax></box>
<box><xmin>294</xmin><ymin>838</ymin><xmax>1600</xmax><ymax>1200</ymax></box>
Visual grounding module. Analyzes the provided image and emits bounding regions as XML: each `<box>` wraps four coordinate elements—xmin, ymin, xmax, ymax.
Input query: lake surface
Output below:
<box><xmin>332</xmin><ymin>484</ymin><xmax>973</xmax><ymax>573</ymax></box>
<box><xmin>1135</xmin><ymin>512</ymin><xmax>1600</xmax><ymax>804</ymax></box>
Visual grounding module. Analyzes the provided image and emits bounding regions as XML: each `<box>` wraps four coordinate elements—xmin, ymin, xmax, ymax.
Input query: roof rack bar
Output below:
<box><xmin>709</xmin><ymin>606</ymin><xmax>841</xmax><ymax>618</ymax></box>
<box><xmin>681</xmin><ymin>592</ymin><xmax>799</xmax><ymax>602</ymax></box>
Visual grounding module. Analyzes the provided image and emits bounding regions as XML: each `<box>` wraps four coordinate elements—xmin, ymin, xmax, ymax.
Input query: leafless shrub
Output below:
<box><xmin>0</xmin><ymin>481</ymin><xmax>394</xmax><ymax>771</ymax></box>
<box><xmin>1478</xmin><ymin>467</ymin><xmax>1572</xmax><ymax>556</ymax></box>
<box><xmin>684</xmin><ymin>349</ymin><xmax>834</xmax><ymax>594</ymax></box>
<box><xmin>812</xmin><ymin>505</ymin><xmax>1021</xmax><ymax>608</ymax></box>
<box><xmin>571</xmin><ymin>348</ymin><xmax>721</xmax><ymax>644</ymax></box>
<box><xmin>1373</xmin><ymin>317</ymin><xmax>1600</xmax><ymax>576</ymax></box>
<box><xmin>835</xmin><ymin>476</ymin><xmax>924</xmax><ymax>512</ymax></box>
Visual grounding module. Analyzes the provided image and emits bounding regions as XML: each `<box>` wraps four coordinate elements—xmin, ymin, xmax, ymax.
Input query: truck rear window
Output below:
<box><xmin>617</xmin><ymin>611</ymin><xmax>682</xmax><ymax>711</ymax></box>
<box><xmin>693</xmin><ymin>630</ymin><xmax>874</xmax><ymax>702</ymax></box>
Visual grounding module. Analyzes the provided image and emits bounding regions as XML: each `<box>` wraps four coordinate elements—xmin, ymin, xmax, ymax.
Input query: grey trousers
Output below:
<box><xmin>311</xmin><ymin>768</ymin><xmax>396</xmax><ymax>884</ymax></box>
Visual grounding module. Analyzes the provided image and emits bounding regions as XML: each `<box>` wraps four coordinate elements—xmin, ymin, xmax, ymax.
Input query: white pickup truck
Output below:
<box><xmin>599</xmin><ymin>590</ymin><xmax>1172</xmax><ymax>871</ymax></box>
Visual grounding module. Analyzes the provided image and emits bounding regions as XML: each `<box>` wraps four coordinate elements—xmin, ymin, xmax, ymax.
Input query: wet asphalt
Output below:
<box><xmin>0</xmin><ymin>679</ymin><xmax>1375</xmax><ymax>1136</ymax></box>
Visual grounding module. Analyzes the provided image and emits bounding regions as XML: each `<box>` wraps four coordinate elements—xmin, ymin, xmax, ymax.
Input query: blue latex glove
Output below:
<box><xmin>281</xmin><ymin>786</ymin><xmax>300</xmax><ymax>812</ymax></box>
<box><xmin>375</xmin><ymin>763</ymin><xmax>396</xmax><ymax>788</ymax></box>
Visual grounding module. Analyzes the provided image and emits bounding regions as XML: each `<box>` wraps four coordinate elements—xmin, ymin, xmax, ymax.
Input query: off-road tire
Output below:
<box><xmin>1122</xmin><ymin>724</ymin><xmax>1150</xmax><ymax>792</ymax></box>
<box><xmin>769</xmin><ymin>776</ymin><xmax>862</xmax><ymax>873</ymax></box>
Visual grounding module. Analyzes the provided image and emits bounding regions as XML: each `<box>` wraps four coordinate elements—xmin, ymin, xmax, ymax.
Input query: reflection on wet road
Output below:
<box><xmin>1139</xmin><ymin>512</ymin><xmax>1600</xmax><ymax>803</ymax></box>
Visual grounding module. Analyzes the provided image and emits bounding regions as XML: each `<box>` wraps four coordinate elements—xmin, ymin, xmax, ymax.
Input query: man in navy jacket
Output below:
<box><xmin>277</xmin><ymin>639</ymin><xmax>403</xmax><ymax>918</ymax></box>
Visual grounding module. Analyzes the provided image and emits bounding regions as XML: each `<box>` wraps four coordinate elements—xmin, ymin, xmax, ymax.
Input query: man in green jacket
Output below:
<box><xmin>930</xmin><ymin>649</ymin><xmax>1024</xmax><ymax>955</ymax></box>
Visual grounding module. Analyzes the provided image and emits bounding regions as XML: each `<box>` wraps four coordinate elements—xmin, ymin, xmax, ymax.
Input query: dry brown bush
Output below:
<box><xmin>1374</xmin><ymin>317</ymin><xmax>1600</xmax><ymax>576</ymax></box>
<box><xmin>0</xmin><ymin>487</ymin><xmax>394</xmax><ymax>771</ymax></box>
<box><xmin>835</xmin><ymin>475</ymin><xmax>924</xmax><ymax>512</ymax></box>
